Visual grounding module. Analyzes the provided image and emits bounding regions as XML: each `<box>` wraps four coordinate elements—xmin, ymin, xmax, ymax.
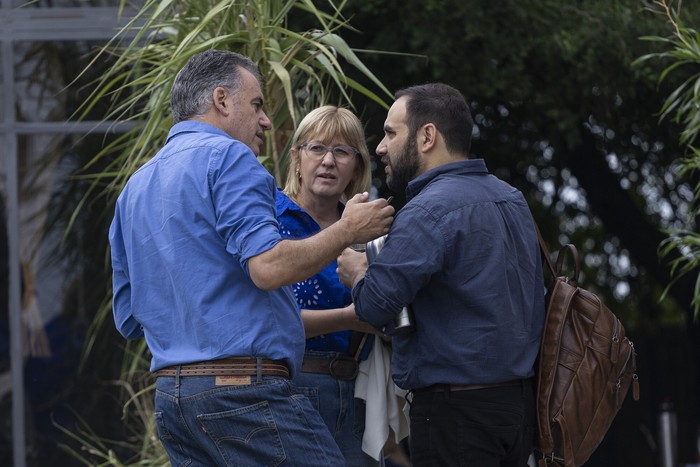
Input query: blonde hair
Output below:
<box><xmin>283</xmin><ymin>106</ymin><xmax>372</xmax><ymax>201</ymax></box>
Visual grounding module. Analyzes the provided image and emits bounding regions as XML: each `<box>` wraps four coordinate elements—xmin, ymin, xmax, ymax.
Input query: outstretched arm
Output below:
<box><xmin>248</xmin><ymin>193</ymin><xmax>393</xmax><ymax>290</ymax></box>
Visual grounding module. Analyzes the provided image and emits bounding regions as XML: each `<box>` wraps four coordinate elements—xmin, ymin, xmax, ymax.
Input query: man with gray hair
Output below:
<box><xmin>109</xmin><ymin>49</ymin><xmax>394</xmax><ymax>466</ymax></box>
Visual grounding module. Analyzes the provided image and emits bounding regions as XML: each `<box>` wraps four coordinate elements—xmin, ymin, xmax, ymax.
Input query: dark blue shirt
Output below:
<box><xmin>275</xmin><ymin>190</ymin><xmax>354</xmax><ymax>353</ymax></box>
<box><xmin>352</xmin><ymin>159</ymin><xmax>545</xmax><ymax>389</ymax></box>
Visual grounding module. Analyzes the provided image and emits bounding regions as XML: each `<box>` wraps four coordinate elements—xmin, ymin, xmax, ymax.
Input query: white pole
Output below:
<box><xmin>658</xmin><ymin>401</ymin><xmax>677</xmax><ymax>467</ymax></box>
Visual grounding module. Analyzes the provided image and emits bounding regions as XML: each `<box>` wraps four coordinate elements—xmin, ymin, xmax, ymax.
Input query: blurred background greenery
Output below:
<box><xmin>1</xmin><ymin>0</ymin><xmax>699</xmax><ymax>465</ymax></box>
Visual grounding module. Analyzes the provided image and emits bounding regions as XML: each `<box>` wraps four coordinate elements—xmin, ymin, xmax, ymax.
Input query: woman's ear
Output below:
<box><xmin>290</xmin><ymin>146</ymin><xmax>300</xmax><ymax>166</ymax></box>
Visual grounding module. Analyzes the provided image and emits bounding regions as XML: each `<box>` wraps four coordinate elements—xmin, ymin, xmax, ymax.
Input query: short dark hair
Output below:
<box><xmin>170</xmin><ymin>50</ymin><xmax>261</xmax><ymax>123</ymax></box>
<box><xmin>395</xmin><ymin>83</ymin><xmax>473</xmax><ymax>156</ymax></box>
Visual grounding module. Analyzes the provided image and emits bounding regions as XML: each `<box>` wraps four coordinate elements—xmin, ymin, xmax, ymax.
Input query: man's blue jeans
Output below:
<box><xmin>295</xmin><ymin>350</ymin><xmax>383</xmax><ymax>467</ymax></box>
<box><xmin>154</xmin><ymin>373</ymin><xmax>345</xmax><ymax>466</ymax></box>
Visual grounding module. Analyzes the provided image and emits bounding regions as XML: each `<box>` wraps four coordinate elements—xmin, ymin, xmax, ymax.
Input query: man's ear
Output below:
<box><xmin>419</xmin><ymin>123</ymin><xmax>438</xmax><ymax>152</ymax></box>
<box><xmin>212</xmin><ymin>87</ymin><xmax>229</xmax><ymax>115</ymax></box>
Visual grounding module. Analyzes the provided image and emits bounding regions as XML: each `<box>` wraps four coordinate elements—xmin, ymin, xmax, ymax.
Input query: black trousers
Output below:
<box><xmin>408</xmin><ymin>381</ymin><xmax>536</xmax><ymax>467</ymax></box>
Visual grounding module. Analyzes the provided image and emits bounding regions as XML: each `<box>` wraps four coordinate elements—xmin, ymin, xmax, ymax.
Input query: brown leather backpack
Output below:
<box><xmin>535</xmin><ymin>231</ymin><xmax>640</xmax><ymax>467</ymax></box>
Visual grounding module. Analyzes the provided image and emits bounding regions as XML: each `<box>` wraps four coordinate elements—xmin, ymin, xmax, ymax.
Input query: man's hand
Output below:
<box><xmin>248</xmin><ymin>194</ymin><xmax>391</xmax><ymax>291</ymax></box>
<box><xmin>340</xmin><ymin>193</ymin><xmax>394</xmax><ymax>244</ymax></box>
<box><xmin>337</xmin><ymin>247</ymin><xmax>368</xmax><ymax>289</ymax></box>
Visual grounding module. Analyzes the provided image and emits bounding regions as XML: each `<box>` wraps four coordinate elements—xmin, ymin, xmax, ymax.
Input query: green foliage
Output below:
<box><xmin>659</xmin><ymin>228</ymin><xmax>700</xmax><ymax>319</ymax></box>
<box><xmin>75</xmin><ymin>0</ymin><xmax>394</xmax><ymax>192</ymax></box>
<box><xmin>637</xmin><ymin>2</ymin><xmax>700</xmax><ymax>147</ymax></box>
<box><xmin>63</xmin><ymin>0</ymin><xmax>700</xmax><ymax>461</ymax></box>
<box><xmin>70</xmin><ymin>0</ymin><xmax>397</xmax><ymax>463</ymax></box>
<box><xmin>344</xmin><ymin>0</ymin><xmax>692</xmax><ymax>327</ymax></box>
<box><xmin>56</xmin><ymin>356</ymin><xmax>167</xmax><ymax>465</ymax></box>
<box><xmin>635</xmin><ymin>0</ymin><xmax>700</xmax><ymax>319</ymax></box>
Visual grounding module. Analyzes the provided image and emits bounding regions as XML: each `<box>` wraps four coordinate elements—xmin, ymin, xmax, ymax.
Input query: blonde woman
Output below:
<box><xmin>276</xmin><ymin>106</ymin><xmax>384</xmax><ymax>466</ymax></box>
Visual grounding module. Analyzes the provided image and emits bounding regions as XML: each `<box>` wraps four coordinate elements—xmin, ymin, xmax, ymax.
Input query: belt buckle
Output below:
<box><xmin>328</xmin><ymin>355</ymin><xmax>358</xmax><ymax>380</ymax></box>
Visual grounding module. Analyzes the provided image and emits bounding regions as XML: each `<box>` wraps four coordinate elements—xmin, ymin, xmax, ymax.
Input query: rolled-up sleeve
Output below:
<box><xmin>353</xmin><ymin>204</ymin><xmax>444</xmax><ymax>327</ymax></box>
<box><xmin>209</xmin><ymin>143</ymin><xmax>281</xmax><ymax>273</ymax></box>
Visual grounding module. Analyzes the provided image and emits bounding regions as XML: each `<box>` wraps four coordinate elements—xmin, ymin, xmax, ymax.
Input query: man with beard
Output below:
<box><xmin>337</xmin><ymin>82</ymin><xmax>544</xmax><ymax>467</ymax></box>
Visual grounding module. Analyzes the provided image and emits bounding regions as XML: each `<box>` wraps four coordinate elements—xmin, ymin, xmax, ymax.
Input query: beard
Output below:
<box><xmin>386</xmin><ymin>133</ymin><xmax>421</xmax><ymax>193</ymax></box>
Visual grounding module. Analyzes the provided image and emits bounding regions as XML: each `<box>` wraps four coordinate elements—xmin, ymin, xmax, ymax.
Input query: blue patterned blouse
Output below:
<box><xmin>275</xmin><ymin>189</ymin><xmax>354</xmax><ymax>353</ymax></box>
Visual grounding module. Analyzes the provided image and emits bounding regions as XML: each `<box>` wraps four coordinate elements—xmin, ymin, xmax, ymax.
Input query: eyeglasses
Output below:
<box><xmin>300</xmin><ymin>141</ymin><xmax>359</xmax><ymax>163</ymax></box>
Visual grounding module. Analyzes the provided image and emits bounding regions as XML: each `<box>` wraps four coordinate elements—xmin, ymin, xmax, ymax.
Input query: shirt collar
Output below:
<box><xmin>275</xmin><ymin>188</ymin><xmax>345</xmax><ymax>217</ymax></box>
<box><xmin>406</xmin><ymin>158</ymin><xmax>489</xmax><ymax>201</ymax></box>
<box><xmin>166</xmin><ymin>120</ymin><xmax>231</xmax><ymax>144</ymax></box>
<box><xmin>275</xmin><ymin>189</ymin><xmax>303</xmax><ymax>216</ymax></box>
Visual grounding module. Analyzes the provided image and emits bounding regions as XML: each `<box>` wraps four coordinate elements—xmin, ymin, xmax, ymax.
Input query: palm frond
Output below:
<box><xmin>69</xmin><ymin>1</ymin><xmax>398</xmax><ymax>463</ymax></box>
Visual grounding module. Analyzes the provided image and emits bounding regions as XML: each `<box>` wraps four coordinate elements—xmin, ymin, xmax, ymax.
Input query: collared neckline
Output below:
<box><xmin>166</xmin><ymin>120</ymin><xmax>231</xmax><ymax>144</ymax></box>
<box><xmin>275</xmin><ymin>188</ymin><xmax>345</xmax><ymax>218</ymax></box>
<box><xmin>406</xmin><ymin>158</ymin><xmax>488</xmax><ymax>201</ymax></box>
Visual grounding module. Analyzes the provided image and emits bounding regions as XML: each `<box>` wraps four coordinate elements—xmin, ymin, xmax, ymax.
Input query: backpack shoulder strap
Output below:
<box><xmin>533</xmin><ymin>220</ymin><xmax>581</xmax><ymax>462</ymax></box>
<box><xmin>537</xmin><ymin>275</ymin><xmax>579</xmax><ymax>455</ymax></box>
<box><xmin>533</xmin><ymin>221</ymin><xmax>556</xmax><ymax>279</ymax></box>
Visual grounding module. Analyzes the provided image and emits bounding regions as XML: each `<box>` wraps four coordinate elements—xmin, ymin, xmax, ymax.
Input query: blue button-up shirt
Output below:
<box><xmin>352</xmin><ymin>159</ymin><xmax>544</xmax><ymax>389</ymax></box>
<box><xmin>109</xmin><ymin>121</ymin><xmax>305</xmax><ymax>375</ymax></box>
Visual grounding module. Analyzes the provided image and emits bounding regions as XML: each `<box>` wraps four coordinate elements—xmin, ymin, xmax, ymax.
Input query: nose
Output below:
<box><xmin>321</xmin><ymin>150</ymin><xmax>336</xmax><ymax>165</ymax></box>
<box><xmin>376</xmin><ymin>138</ymin><xmax>387</xmax><ymax>157</ymax></box>
<box><xmin>260</xmin><ymin>112</ymin><xmax>272</xmax><ymax>131</ymax></box>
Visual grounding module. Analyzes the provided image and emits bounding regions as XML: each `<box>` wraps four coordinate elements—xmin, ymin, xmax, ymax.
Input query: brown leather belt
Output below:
<box><xmin>301</xmin><ymin>355</ymin><xmax>359</xmax><ymax>381</ymax></box>
<box><xmin>414</xmin><ymin>378</ymin><xmax>533</xmax><ymax>393</ymax></box>
<box><xmin>154</xmin><ymin>357</ymin><xmax>289</xmax><ymax>378</ymax></box>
